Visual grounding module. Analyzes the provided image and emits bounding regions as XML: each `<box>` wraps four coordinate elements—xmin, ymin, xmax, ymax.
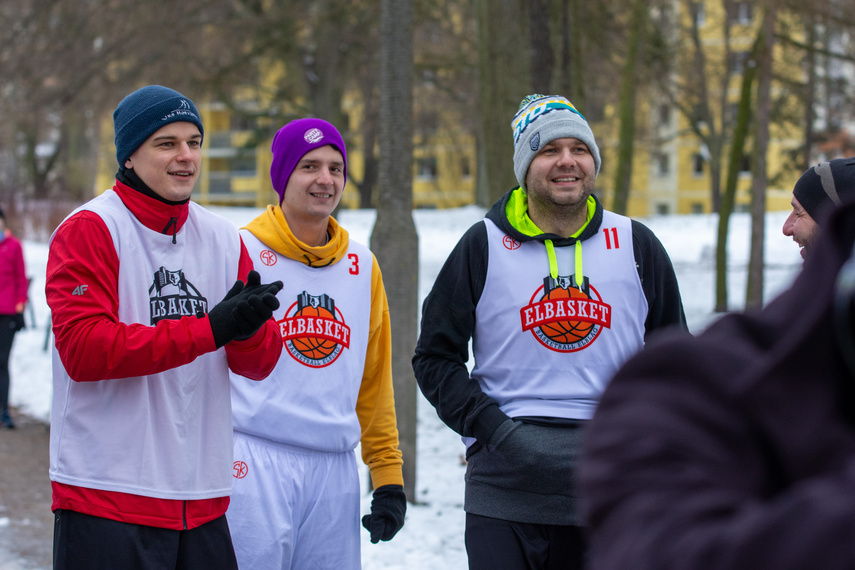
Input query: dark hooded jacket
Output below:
<box><xmin>413</xmin><ymin>188</ymin><xmax>687</xmax><ymax>450</ymax></box>
<box><xmin>581</xmin><ymin>198</ymin><xmax>855</xmax><ymax>568</ymax></box>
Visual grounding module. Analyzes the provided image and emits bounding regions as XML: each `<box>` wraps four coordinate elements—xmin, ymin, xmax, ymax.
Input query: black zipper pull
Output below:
<box><xmin>163</xmin><ymin>217</ymin><xmax>178</xmax><ymax>244</ymax></box>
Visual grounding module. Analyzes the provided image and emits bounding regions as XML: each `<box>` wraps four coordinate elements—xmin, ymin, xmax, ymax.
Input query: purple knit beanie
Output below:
<box><xmin>270</xmin><ymin>118</ymin><xmax>347</xmax><ymax>204</ymax></box>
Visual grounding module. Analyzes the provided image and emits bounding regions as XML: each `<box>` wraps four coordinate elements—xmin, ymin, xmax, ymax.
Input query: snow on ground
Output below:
<box><xmin>7</xmin><ymin>205</ymin><xmax>801</xmax><ymax>569</ymax></box>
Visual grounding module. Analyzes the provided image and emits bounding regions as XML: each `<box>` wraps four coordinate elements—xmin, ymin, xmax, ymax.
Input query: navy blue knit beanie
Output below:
<box><xmin>793</xmin><ymin>157</ymin><xmax>855</xmax><ymax>223</ymax></box>
<box><xmin>113</xmin><ymin>85</ymin><xmax>204</xmax><ymax>167</ymax></box>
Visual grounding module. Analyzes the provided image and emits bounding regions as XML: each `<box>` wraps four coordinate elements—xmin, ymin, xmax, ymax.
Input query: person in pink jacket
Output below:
<box><xmin>0</xmin><ymin>207</ymin><xmax>27</xmax><ymax>429</ymax></box>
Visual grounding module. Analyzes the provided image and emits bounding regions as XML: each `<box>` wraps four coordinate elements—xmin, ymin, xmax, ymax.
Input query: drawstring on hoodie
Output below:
<box><xmin>545</xmin><ymin>239</ymin><xmax>584</xmax><ymax>290</ymax></box>
<box><xmin>506</xmin><ymin>189</ymin><xmax>594</xmax><ymax>291</ymax></box>
<box><xmin>304</xmin><ymin>255</ymin><xmax>336</xmax><ymax>268</ymax></box>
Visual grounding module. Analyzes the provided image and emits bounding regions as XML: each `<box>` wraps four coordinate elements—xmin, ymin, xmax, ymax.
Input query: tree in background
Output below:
<box><xmin>611</xmin><ymin>0</ymin><xmax>650</xmax><ymax>216</ymax></box>
<box><xmin>475</xmin><ymin>0</ymin><xmax>527</xmax><ymax>206</ymax></box>
<box><xmin>746</xmin><ymin>1</ymin><xmax>776</xmax><ymax>310</ymax></box>
<box><xmin>371</xmin><ymin>0</ymin><xmax>419</xmax><ymax>502</ymax></box>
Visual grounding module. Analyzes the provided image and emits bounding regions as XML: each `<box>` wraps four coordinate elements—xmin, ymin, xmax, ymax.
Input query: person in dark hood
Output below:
<box><xmin>412</xmin><ymin>94</ymin><xmax>687</xmax><ymax>569</ymax></box>
<box><xmin>783</xmin><ymin>157</ymin><xmax>855</xmax><ymax>260</ymax></box>
<box><xmin>581</xmin><ymin>190</ymin><xmax>855</xmax><ymax>569</ymax></box>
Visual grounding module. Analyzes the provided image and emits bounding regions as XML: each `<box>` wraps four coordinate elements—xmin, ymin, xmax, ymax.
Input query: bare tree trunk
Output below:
<box><xmin>611</xmin><ymin>0</ymin><xmax>647</xmax><ymax>215</ymax></box>
<box><xmin>802</xmin><ymin>14</ymin><xmax>817</xmax><ymax>169</ymax></box>
<box><xmin>527</xmin><ymin>0</ymin><xmax>553</xmax><ymax>93</ymax></box>
<box><xmin>476</xmin><ymin>0</ymin><xmax>528</xmax><ymax>206</ymax></box>
<box><xmin>357</xmin><ymin>68</ymin><xmax>380</xmax><ymax>209</ymax></box>
<box><xmin>562</xmin><ymin>0</ymin><xmax>587</xmax><ymax>109</ymax></box>
<box><xmin>371</xmin><ymin>0</ymin><xmax>418</xmax><ymax>502</ymax></box>
<box><xmin>746</xmin><ymin>2</ymin><xmax>775</xmax><ymax>310</ymax></box>
<box><xmin>715</xmin><ymin>43</ymin><xmax>756</xmax><ymax>313</ymax></box>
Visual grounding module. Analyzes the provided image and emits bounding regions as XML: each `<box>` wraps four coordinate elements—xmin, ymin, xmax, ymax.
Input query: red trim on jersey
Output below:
<box><xmin>51</xmin><ymin>481</ymin><xmax>228</xmax><ymax>530</ymax></box>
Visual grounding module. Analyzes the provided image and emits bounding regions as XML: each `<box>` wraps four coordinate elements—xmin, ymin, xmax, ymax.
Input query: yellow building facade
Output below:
<box><xmin>596</xmin><ymin>1</ymin><xmax>803</xmax><ymax>217</ymax></box>
<box><xmin>95</xmin><ymin>3</ymin><xmax>806</xmax><ymax>217</ymax></box>
<box><xmin>94</xmin><ymin>89</ymin><xmax>477</xmax><ymax>210</ymax></box>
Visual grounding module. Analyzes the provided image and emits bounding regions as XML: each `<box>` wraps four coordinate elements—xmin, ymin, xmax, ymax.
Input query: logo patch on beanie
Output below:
<box><xmin>161</xmin><ymin>100</ymin><xmax>198</xmax><ymax>122</ymax></box>
<box><xmin>304</xmin><ymin>128</ymin><xmax>324</xmax><ymax>144</ymax></box>
<box><xmin>512</xmin><ymin>97</ymin><xmax>585</xmax><ymax>145</ymax></box>
<box><xmin>530</xmin><ymin>132</ymin><xmax>541</xmax><ymax>152</ymax></box>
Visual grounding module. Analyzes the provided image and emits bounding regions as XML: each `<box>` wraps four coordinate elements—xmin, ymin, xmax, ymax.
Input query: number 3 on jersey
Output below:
<box><xmin>348</xmin><ymin>253</ymin><xmax>359</xmax><ymax>275</ymax></box>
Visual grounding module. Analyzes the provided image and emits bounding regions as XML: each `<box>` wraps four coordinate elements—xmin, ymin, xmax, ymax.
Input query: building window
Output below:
<box><xmin>230</xmin><ymin>113</ymin><xmax>256</xmax><ymax>131</ymax></box>
<box><xmin>416</xmin><ymin>157</ymin><xmax>438</xmax><ymax>180</ymax></box>
<box><xmin>692</xmin><ymin>2</ymin><xmax>705</xmax><ymax>27</ymax></box>
<box><xmin>740</xmin><ymin>154</ymin><xmax>752</xmax><ymax>174</ymax></box>
<box><xmin>230</xmin><ymin>152</ymin><xmax>257</xmax><ymax>177</ymax></box>
<box><xmin>461</xmin><ymin>157</ymin><xmax>472</xmax><ymax>179</ymax></box>
<box><xmin>656</xmin><ymin>203</ymin><xmax>670</xmax><ymax>216</ymax></box>
<box><xmin>691</xmin><ymin>202</ymin><xmax>704</xmax><ymax>214</ymax></box>
<box><xmin>657</xmin><ymin>153</ymin><xmax>670</xmax><ymax>176</ymax></box>
<box><xmin>658</xmin><ymin>104</ymin><xmax>671</xmax><ymax>125</ymax></box>
<box><xmin>732</xmin><ymin>2</ymin><xmax>753</xmax><ymax>25</ymax></box>
<box><xmin>728</xmin><ymin>51</ymin><xmax>750</xmax><ymax>74</ymax></box>
<box><xmin>693</xmin><ymin>153</ymin><xmax>705</xmax><ymax>176</ymax></box>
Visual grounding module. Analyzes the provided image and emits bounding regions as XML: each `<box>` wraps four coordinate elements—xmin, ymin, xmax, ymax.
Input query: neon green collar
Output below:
<box><xmin>505</xmin><ymin>188</ymin><xmax>595</xmax><ymax>238</ymax></box>
<box><xmin>505</xmin><ymin>188</ymin><xmax>595</xmax><ymax>284</ymax></box>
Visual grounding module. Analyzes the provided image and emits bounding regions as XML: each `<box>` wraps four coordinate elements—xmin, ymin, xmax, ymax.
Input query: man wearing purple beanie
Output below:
<box><xmin>784</xmin><ymin>157</ymin><xmax>855</xmax><ymax>260</ymax></box>
<box><xmin>227</xmin><ymin>118</ymin><xmax>405</xmax><ymax>569</ymax></box>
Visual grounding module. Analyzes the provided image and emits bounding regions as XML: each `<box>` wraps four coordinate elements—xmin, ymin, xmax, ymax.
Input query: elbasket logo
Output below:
<box><xmin>519</xmin><ymin>274</ymin><xmax>611</xmax><ymax>352</ymax></box>
<box><xmin>148</xmin><ymin>266</ymin><xmax>208</xmax><ymax>324</ymax></box>
<box><xmin>278</xmin><ymin>291</ymin><xmax>350</xmax><ymax>368</ymax></box>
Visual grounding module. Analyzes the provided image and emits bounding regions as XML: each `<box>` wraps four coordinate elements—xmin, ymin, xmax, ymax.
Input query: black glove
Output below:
<box><xmin>208</xmin><ymin>270</ymin><xmax>283</xmax><ymax>348</ymax></box>
<box><xmin>361</xmin><ymin>484</ymin><xmax>407</xmax><ymax>544</ymax></box>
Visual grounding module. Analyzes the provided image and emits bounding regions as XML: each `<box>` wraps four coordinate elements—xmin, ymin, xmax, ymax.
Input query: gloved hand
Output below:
<box><xmin>208</xmin><ymin>270</ymin><xmax>283</xmax><ymax>348</ymax></box>
<box><xmin>361</xmin><ymin>484</ymin><xmax>407</xmax><ymax>544</ymax></box>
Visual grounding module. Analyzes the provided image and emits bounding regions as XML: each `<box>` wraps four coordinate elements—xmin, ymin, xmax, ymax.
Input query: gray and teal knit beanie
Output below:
<box><xmin>511</xmin><ymin>94</ymin><xmax>601</xmax><ymax>191</ymax></box>
<box><xmin>793</xmin><ymin>157</ymin><xmax>855</xmax><ymax>223</ymax></box>
<box><xmin>113</xmin><ymin>85</ymin><xmax>204</xmax><ymax>167</ymax></box>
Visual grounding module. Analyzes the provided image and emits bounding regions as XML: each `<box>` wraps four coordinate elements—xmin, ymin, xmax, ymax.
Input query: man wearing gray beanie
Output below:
<box><xmin>783</xmin><ymin>157</ymin><xmax>855</xmax><ymax>261</ymax></box>
<box><xmin>46</xmin><ymin>85</ymin><xmax>284</xmax><ymax>569</ymax></box>
<box><xmin>413</xmin><ymin>94</ymin><xmax>687</xmax><ymax>569</ymax></box>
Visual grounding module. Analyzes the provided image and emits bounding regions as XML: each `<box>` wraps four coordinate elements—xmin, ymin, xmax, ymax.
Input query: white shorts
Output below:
<box><xmin>227</xmin><ymin>432</ymin><xmax>361</xmax><ymax>570</ymax></box>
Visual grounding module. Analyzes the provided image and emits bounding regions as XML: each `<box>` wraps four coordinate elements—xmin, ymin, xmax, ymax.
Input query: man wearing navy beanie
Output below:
<box><xmin>784</xmin><ymin>157</ymin><xmax>855</xmax><ymax>261</ymax></box>
<box><xmin>47</xmin><ymin>85</ymin><xmax>284</xmax><ymax>569</ymax></box>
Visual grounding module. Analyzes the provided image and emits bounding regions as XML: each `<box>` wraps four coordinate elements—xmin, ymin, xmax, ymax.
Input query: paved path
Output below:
<box><xmin>0</xmin><ymin>409</ymin><xmax>53</xmax><ymax>570</ymax></box>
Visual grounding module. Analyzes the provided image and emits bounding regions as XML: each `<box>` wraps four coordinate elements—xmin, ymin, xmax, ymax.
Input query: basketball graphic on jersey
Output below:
<box><xmin>520</xmin><ymin>275</ymin><xmax>612</xmax><ymax>352</ymax></box>
<box><xmin>279</xmin><ymin>291</ymin><xmax>351</xmax><ymax>367</ymax></box>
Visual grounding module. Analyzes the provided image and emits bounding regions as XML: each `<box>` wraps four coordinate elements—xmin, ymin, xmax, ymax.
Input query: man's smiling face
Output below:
<box><xmin>123</xmin><ymin>122</ymin><xmax>202</xmax><ymax>202</ymax></box>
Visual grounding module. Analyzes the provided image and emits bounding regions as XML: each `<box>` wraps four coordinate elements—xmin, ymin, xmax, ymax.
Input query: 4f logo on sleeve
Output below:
<box><xmin>278</xmin><ymin>291</ymin><xmax>350</xmax><ymax>368</ymax></box>
<box><xmin>519</xmin><ymin>274</ymin><xmax>611</xmax><ymax>352</ymax></box>
<box><xmin>148</xmin><ymin>266</ymin><xmax>208</xmax><ymax>324</ymax></box>
<box><xmin>72</xmin><ymin>284</ymin><xmax>88</xmax><ymax>295</ymax></box>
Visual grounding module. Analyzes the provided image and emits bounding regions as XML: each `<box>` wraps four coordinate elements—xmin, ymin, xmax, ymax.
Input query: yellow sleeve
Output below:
<box><xmin>356</xmin><ymin>255</ymin><xmax>404</xmax><ymax>488</ymax></box>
